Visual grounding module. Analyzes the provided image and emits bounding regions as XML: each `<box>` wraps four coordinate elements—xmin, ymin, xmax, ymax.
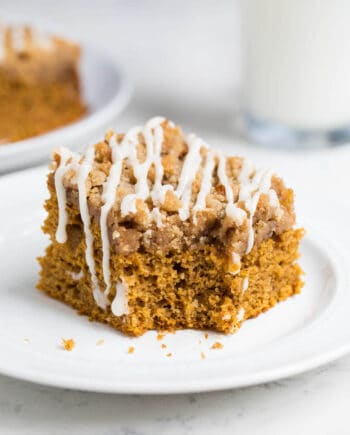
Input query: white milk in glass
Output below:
<box><xmin>240</xmin><ymin>0</ymin><xmax>350</xmax><ymax>145</ymax></box>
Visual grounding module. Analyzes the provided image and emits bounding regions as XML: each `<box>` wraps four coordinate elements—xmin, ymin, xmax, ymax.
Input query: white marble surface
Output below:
<box><xmin>1</xmin><ymin>357</ymin><xmax>350</xmax><ymax>435</ymax></box>
<box><xmin>1</xmin><ymin>1</ymin><xmax>350</xmax><ymax>433</ymax></box>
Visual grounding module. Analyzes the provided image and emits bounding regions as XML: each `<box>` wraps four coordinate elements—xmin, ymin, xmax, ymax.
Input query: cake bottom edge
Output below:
<box><xmin>37</xmin><ymin>228</ymin><xmax>304</xmax><ymax>337</ymax></box>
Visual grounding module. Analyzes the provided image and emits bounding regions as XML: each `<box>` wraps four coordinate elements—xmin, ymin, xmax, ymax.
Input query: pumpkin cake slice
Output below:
<box><xmin>0</xmin><ymin>24</ymin><xmax>86</xmax><ymax>143</ymax></box>
<box><xmin>37</xmin><ymin>117</ymin><xmax>304</xmax><ymax>336</ymax></box>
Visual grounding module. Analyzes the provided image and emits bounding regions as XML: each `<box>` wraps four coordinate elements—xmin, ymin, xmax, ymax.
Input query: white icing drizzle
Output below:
<box><xmin>120</xmin><ymin>127</ymin><xmax>150</xmax><ymax>216</ymax></box>
<box><xmin>77</xmin><ymin>146</ymin><xmax>108</xmax><ymax>309</ymax></box>
<box><xmin>149</xmin><ymin>117</ymin><xmax>175</xmax><ymax>223</ymax></box>
<box><xmin>111</xmin><ymin>280</ymin><xmax>129</xmax><ymax>316</ymax></box>
<box><xmin>0</xmin><ymin>27</ymin><xmax>4</xmax><ymax>60</ymax></box>
<box><xmin>53</xmin><ymin>117</ymin><xmax>281</xmax><ymax>315</ymax></box>
<box><xmin>100</xmin><ymin>118</ymin><xmax>166</xmax><ymax>298</ymax></box>
<box><xmin>232</xmin><ymin>252</ymin><xmax>241</xmax><ymax>264</ymax></box>
<box><xmin>150</xmin><ymin>207</ymin><xmax>164</xmax><ymax>227</ymax></box>
<box><xmin>54</xmin><ymin>147</ymin><xmax>77</xmax><ymax>243</ymax></box>
<box><xmin>230</xmin><ymin>252</ymin><xmax>241</xmax><ymax>275</ymax></box>
<box><xmin>150</xmin><ymin>118</ymin><xmax>171</xmax><ymax>204</ymax></box>
<box><xmin>244</xmin><ymin>169</ymin><xmax>273</xmax><ymax>254</ymax></box>
<box><xmin>120</xmin><ymin>117</ymin><xmax>169</xmax><ymax>218</ymax></box>
<box><xmin>100</xmin><ymin>131</ymin><xmax>133</xmax><ymax>298</ymax></box>
<box><xmin>268</xmin><ymin>188</ymin><xmax>280</xmax><ymax>208</ymax></box>
<box><xmin>242</xmin><ymin>277</ymin><xmax>249</xmax><ymax>293</ymax></box>
<box><xmin>176</xmin><ymin>134</ymin><xmax>203</xmax><ymax>221</ymax></box>
<box><xmin>237</xmin><ymin>307</ymin><xmax>245</xmax><ymax>322</ymax></box>
<box><xmin>217</xmin><ymin>152</ymin><xmax>247</xmax><ymax>226</ymax></box>
<box><xmin>68</xmin><ymin>270</ymin><xmax>84</xmax><ymax>281</ymax></box>
<box><xmin>31</xmin><ymin>28</ymin><xmax>53</xmax><ymax>51</ymax></box>
<box><xmin>193</xmin><ymin>149</ymin><xmax>215</xmax><ymax>224</ymax></box>
<box><xmin>238</xmin><ymin>158</ymin><xmax>255</xmax><ymax>203</ymax></box>
<box><xmin>11</xmin><ymin>27</ymin><xmax>25</xmax><ymax>52</ymax></box>
<box><xmin>0</xmin><ymin>25</ymin><xmax>55</xmax><ymax>61</ymax></box>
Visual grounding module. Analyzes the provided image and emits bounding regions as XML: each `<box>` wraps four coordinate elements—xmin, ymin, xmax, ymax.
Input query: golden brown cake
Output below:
<box><xmin>0</xmin><ymin>25</ymin><xmax>86</xmax><ymax>143</ymax></box>
<box><xmin>38</xmin><ymin>117</ymin><xmax>304</xmax><ymax>337</ymax></box>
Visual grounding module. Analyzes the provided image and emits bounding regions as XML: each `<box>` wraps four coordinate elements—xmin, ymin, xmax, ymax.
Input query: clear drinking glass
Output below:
<box><xmin>239</xmin><ymin>0</ymin><xmax>350</xmax><ymax>148</ymax></box>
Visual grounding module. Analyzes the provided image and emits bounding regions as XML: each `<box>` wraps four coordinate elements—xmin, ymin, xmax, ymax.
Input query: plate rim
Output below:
<box><xmin>0</xmin><ymin>168</ymin><xmax>349</xmax><ymax>394</ymax></box>
<box><xmin>1</xmin><ymin>342</ymin><xmax>349</xmax><ymax>395</ymax></box>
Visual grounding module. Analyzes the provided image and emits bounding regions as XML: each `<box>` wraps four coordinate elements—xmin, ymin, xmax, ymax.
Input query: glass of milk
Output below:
<box><xmin>239</xmin><ymin>0</ymin><xmax>350</xmax><ymax>147</ymax></box>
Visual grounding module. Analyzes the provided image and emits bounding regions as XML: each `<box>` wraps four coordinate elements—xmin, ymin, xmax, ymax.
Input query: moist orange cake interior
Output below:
<box><xmin>38</xmin><ymin>117</ymin><xmax>304</xmax><ymax>336</ymax></box>
<box><xmin>0</xmin><ymin>25</ymin><xmax>86</xmax><ymax>144</ymax></box>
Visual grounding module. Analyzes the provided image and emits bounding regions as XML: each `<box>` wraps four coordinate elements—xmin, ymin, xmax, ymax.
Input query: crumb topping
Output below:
<box><xmin>0</xmin><ymin>25</ymin><xmax>80</xmax><ymax>86</ymax></box>
<box><xmin>0</xmin><ymin>25</ymin><xmax>78</xmax><ymax>60</ymax></box>
<box><xmin>51</xmin><ymin>117</ymin><xmax>295</xmax><ymax>311</ymax></box>
<box><xmin>54</xmin><ymin>118</ymin><xmax>294</xmax><ymax>254</ymax></box>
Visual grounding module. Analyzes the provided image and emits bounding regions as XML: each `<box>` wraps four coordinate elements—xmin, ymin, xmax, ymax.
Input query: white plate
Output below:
<box><xmin>0</xmin><ymin>166</ymin><xmax>349</xmax><ymax>394</ymax></box>
<box><xmin>0</xmin><ymin>45</ymin><xmax>132</xmax><ymax>173</ymax></box>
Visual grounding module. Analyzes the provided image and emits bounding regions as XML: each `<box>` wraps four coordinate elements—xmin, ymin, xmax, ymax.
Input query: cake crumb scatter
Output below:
<box><xmin>211</xmin><ymin>341</ymin><xmax>224</xmax><ymax>350</ymax></box>
<box><xmin>157</xmin><ymin>333</ymin><xmax>165</xmax><ymax>341</ymax></box>
<box><xmin>128</xmin><ymin>346</ymin><xmax>135</xmax><ymax>354</ymax></box>
<box><xmin>204</xmin><ymin>333</ymin><xmax>209</xmax><ymax>339</ymax></box>
<box><xmin>62</xmin><ymin>338</ymin><xmax>75</xmax><ymax>351</ymax></box>
<box><xmin>166</xmin><ymin>352</ymin><xmax>172</xmax><ymax>357</ymax></box>
<box><xmin>161</xmin><ymin>343</ymin><xmax>167</xmax><ymax>349</ymax></box>
<box><xmin>201</xmin><ymin>352</ymin><xmax>206</xmax><ymax>359</ymax></box>
<box><xmin>96</xmin><ymin>339</ymin><xmax>104</xmax><ymax>346</ymax></box>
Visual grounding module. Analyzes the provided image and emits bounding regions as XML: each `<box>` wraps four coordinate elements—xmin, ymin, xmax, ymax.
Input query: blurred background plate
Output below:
<box><xmin>0</xmin><ymin>44</ymin><xmax>132</xmax><ymax>173</ymax></box>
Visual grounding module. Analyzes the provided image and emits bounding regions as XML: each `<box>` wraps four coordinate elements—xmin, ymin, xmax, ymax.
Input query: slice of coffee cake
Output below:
<box><xmin>38</xmin><ymin>117</ymin><xmax>303</xmax><ymax>336</ymax></box>
<box><xmin>0</xmin><ymin>24</ymin><xmax>86</xmax><ymax>143</ymax></box>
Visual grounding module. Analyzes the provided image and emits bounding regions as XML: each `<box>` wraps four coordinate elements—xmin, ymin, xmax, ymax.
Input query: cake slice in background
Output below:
<box><xmin>0</xmin><ymin>25</ymin><xmax>86</xmax><ymax>143</ymax></box>
<box><xmin>37</xmin><ymin>117</ymin><xmax>304</xmax><ymax>337</ymax></box>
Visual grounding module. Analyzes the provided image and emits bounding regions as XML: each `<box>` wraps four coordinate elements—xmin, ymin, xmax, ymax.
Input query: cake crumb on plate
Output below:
<box><xmin>62</xmin><ymin>338</ymin><xmax>75</xmax><ymax>351</ymax></box>
<box><xmin>128</xmin><ymin>346</ymin><xmax>135</xmax><ymax>354</ymax></box>
<box><xmin>211</xmin><ymin>341</ymin><xmax>224</xmax><ymax>350</ymax></box>
<box><xmin>96</xmin><ymin>339</ymin><xmax>104</xmax><ymax>346</ymax></box>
